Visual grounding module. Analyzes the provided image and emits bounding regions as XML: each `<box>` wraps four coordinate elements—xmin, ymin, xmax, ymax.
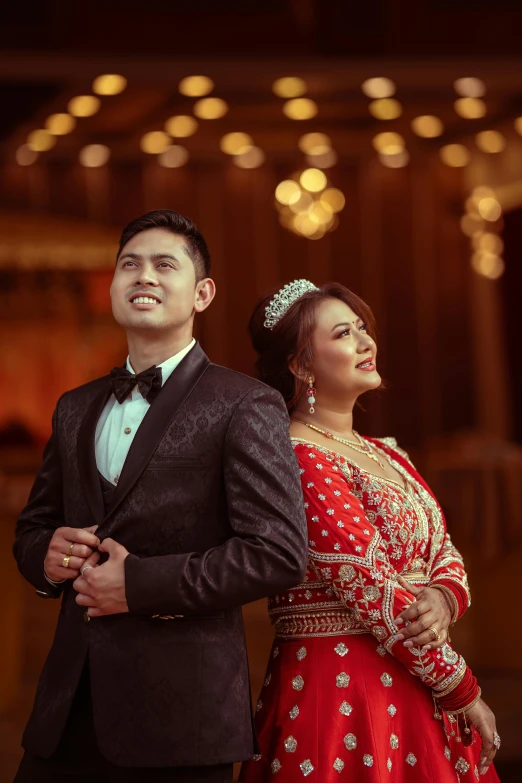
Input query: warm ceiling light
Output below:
<box><xmin>272</xmin><ymin>77</ymin><xmax>307</xmax><ymax>98</ymax></box>
<box><xmin>164</xmin><ymin>115</ymin><xmax>198</xmax><ymax>137</ymax></box>
<box><xmin>79</xmin><ymin>144</ymin><xmax>110</xmax><ymax>167</ymax></box>
<box><xmin>299</xmin><ymin>167</ymin><xmax>327</xmax><ymax>193</ymax></box>
<box><xmin>178</xmin><ymin>75</ymin><xmax>214</xmax><ymax>97</ymax></box>
<box><xmin>454</xmin><ymin>77</ymin><xmax>486</xmax><ymax>98</ymax></box>
<box><xmin>16</xmin><ymin>144</ymin><xmax>38</xmax><ymax>166</ymax></box>
<box><xmin>372</xmin><ymin>132</ymin><xmax>405</xmax><ymax>155</ymax></box>
<box><xmin>439</xmin><ymin>144</ymin><xmax>470</xmax><ymax>167</ymax></box>
<box><xmin>27</xmin><ymin>129</ymin><xmax>56</xmax><ymax>152</ymax></box>
<box><xmin>68</xmin><ymin>95</ymin><xmax>101</xmax><ymax>117</ymax></box>
<box><xmin>379</xmin><ymin>150</ymin><xmax>410</xmax><ymax>168</ymax></box>
<box><xmin>477</xmin><ymin>197</ymin><xmax>502</xmax><ymax>222</ymax></box>
<box><xmin>298</xmin><ymin>132</ymin><xmax>331</xmax><ymax>155</ymax></box>
<box><xmin>515</xmin><ymin>117</ymin><xmax>522</xmax><ymax>136</ymax></box>
<box><xmin>283</xmin><ymin>98</ymin><xmax>318</xmax><ymax>120</ymax></box>
<box><xmin>361</xmin><ymin>77</ymin><xmax>396</xmax><ymax>99</ymax></box>
<box><xmin>476</xmin><ymin>130</ymin><xmax>506</xmax><ymax>154</ymax></box>
<box><xmin>306</xmin><ymin>149</ymin><xmax>338</xmax><ymax>169</ymax></box>
<box><xmin>92</xmin><ymin>74</ymin><xmax>127</xmax><ymax>95</ymax></box>
<box><xmin>411</xmin><ymin>115</ymin><xmax>444</xmax><ymax>138</ymax></box>
<box><xmin>45</xmin><ymin>113</ymin><xmax>76</xmax><ymax>135</ymax></box>
<box><xmin>233</xmin><ymin>146</ymin><xmax>265</xmax><ymax>169</ymax></box>
<box><xmin>140</xmin><ymin>131</ymin><xmax>171</xmax><ymax>154</ymax></box>
<box><xmin>320</xmin><ymin>188</ymin><xmax>345</xmax><ymax>213</ymax></box>
<box><xmin>275</xmin><ymin>180</ymin><xmax>301</xmax><ymax>206</ymax></box>
<box><xmin>471</xmin><ymin>252</ymin><xmax>504</xmax><ymax>280</ymax></box>
<box><xmin>454</xmin><ymin>97</ymin><xmax>486</xmax><ymax>119</ymax></box>
<box><xmin>220</xmin><ymin>132</ymin><xmax>253</xmax><ymax>155</ymax></box>
<box><xmin>158</xmin><ymin>145</ymin><xmax>189</xmax><ymax>168</ymax></box>
<box><xmin>368</xmin><ymin>98</ymin><xmax>402</xmax><ymax>120</ymax></box>
<box><xmin>193</xmin><ymin>97</ymin><xmax>228</xmax><ymax>119</ymax></box>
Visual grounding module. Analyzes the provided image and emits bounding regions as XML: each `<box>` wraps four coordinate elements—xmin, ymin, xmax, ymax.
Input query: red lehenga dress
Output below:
<box><xmin>240</xmin><ymin>437</ymin><xmax>499</xmax><ymax>783</ymax></box>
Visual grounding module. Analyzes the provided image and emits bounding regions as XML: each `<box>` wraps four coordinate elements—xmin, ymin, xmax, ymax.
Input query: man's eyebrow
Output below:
<box><xmin>118</xmin><ymin>252</ymin><xmax>141</xmax><ymax>262</ymax></box>
<box><xmin>150</xmin><ymin>253</ymin><xmax>180</xmax><ymax>262</ymax></box>
<box><xmin>330</xmin><ymin>318</ymin><xmax>362</xmax><ymax>332</ymax></box>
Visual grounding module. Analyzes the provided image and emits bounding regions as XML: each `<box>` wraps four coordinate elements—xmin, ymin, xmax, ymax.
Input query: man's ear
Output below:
<box><xmin>194</xmin><ymin>278</ymin><xmax>216</xmax><ymax>313</ymax></box>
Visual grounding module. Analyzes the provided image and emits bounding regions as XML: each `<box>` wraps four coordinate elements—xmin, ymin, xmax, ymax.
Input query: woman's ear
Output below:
<box><xmin>289</xmin><ymin>355</ymin><xmax>313</xmax><ymax>383</ymax></box>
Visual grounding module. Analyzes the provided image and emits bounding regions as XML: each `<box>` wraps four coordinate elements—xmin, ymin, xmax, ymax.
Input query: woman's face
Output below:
<box><xmin>309</xmin><ymin>297</ymin><xmax>381</xmax><ymax>401</ymax></box>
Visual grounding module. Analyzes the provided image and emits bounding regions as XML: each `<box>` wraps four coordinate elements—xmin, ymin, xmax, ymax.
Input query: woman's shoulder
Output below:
<box><xmin>367</xmin><ymin>435</ymin><xmax>415</xmax><ymax>467</ymax></box>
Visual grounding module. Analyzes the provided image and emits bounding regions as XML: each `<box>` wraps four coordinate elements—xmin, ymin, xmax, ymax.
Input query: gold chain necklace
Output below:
<box><xmin>291</xmin><ymin>418</ymin><xmax>386</xmax><ymax>471</ymax></box>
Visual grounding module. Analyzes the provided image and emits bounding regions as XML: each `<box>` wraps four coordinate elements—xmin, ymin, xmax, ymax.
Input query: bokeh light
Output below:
<box><xmin>320</xmin><ymin>188</ymin><xmax>345</xmax><ymax>213</ymax></box>
<box><xmin>179</xmin><ymin>75</ymin><xmax>214</xmax><ymax>97</ymax></box>
<box><xmin>368</xmin><ymin>99</ymin><xmax>403</xmax><ymax>120</ymax></box>
<box><xmin>454</xmin><ymin>97</ymin><xmax>486</xmax><ymax>119</ymax></box>
<box><xmin>454</xmin><ymin>77</ymin><xmax>486</xmax><ymax>98</ymax></box>
<box><xmin>193</xmin><ymin>98</ymin><xmax>228</xmax><ymax>119</ymax></box>
<box><xmin>471</xmin><ymin>252</ymin><xmax>504</xmax><ymax>279</ymax></box>
<box><xmin>282</xmin><ymin>98</ymin><xmax>318</xmax><ymax>120</ymax></box>
<box><xmin>140</xmin><ymin>131</ymin><xmax>171</xmax><ymax>154</ymax></box>
<box><xmin>275</xmin><ymin>180</ymin><xmax>302</xmax><ymax>205</ymax></box>
<box><xmin>477</xmin><ymin>196</ymin><xmax>502</xmax><ymax>222</ymax></box>
<box><xmin>300</xmin><ymin>168</ymin><xmax>327</xmax><ymax>192</ymax></box>
<box><xmin>27</xmin><ymin>129</ymin><xmax>56</xmax><ymax>152</ymax></box>
<box><xmin>411</xmin><ymin>115</ymin><xmax>444</xmax><ymax>138</ymax></box>
<box><xmin>372</xmin><ymin>132</ymin><xmax>405</xmax><ymax>155</ymax></box>
<box><xmin>68</xmin><ymin>95</ymin><xmax>101</xmax><ymax>118</ymax></box>
<box><xmin>460</xmin><ymin>215</ymin><xmax>483</xmax><ymax>237</ymax></box>
<box><xmin>474</xmin><ymin>232</ymin><xmax>504</xmax><ymax>254</ymax></box>
<box><xmin>92</xmin><ymin>74</ymin><xmax>127</xmax><ymax>95</ymax></box>
<box><xmin>45</xmin><ymin>113</ymin><xmax>76</xmax><ymax>135</ymax></box>
<box><xmin>79</xmin><ymin>144</ymin><xmax>111</xmax><ymax>167</ymax></box>
<box><xmin>379</xmin><ymin>150</ymin><xmax>410</xmax><ymax>168</ymax></box>
<box><xmin>439</xmin><ymin>144</ymin><xmax>470</xmax><ymax>167</ymax></box>
<box><xmin>515</xmin><ymin>117</ymin><xmax>522</xmax><ymax>136</ymax></box>
<box><xmin>298</xmin><ymin>132</ymin><xmax>331</xmax><ymax>155</ymax></box>
<box><xmin>220</xmin><ymin>132</ymin><xmax>253</xmax><ymax>155</ymax></box>
<box><xmin>289</xmin><ymin>191</ymin><xmax>314</xmax><ymax>215</ymax></box>
<box><xmin>475</xmin><ymin>130</ymin><xmax>506</xmax><ymax>153</ymax></box>
<box><xmin>164</xmin><ymin>115</ymin><xmax>198</xmax><ymax>137</ymax></box>
<box><xmin>272</xmin><ymin>77</ymin><xmax>307</xmax><ymax>98</ymax></box>
<box><xmin>305</xmin><ymin>149</ymin><xmax>338</xmax><ymax>169</ymax></box>
<box><xmin>16</xmin><ymin>144</ymin><xmax>38</xmax><ymax>166</ymax></box>
<box><xmin>233</xmin><ymin>147</ymin><xmax>265</xmax><ymax>169</ymax></box>
<box><xmin>361</xmin><ymin>77</ymin><xmax>396</xmax><ymax>99</ymax></box>
<box><xmin>158</xmin><ymin>145</ymin><xmax>189</xmax><ymax>168</ymax></box>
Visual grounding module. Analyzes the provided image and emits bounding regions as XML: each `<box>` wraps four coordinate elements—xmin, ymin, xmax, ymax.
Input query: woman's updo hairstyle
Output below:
<box><xmin>249</xmin><ymin>281</ymin><xmax>377</xmax><ymax>411</ymax></box>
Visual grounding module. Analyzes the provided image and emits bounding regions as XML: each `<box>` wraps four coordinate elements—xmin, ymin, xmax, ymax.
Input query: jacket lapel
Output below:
<box><xmin>104</xmin><ymin>342</ymin><xmax>210</xmax><ymax>519</ymax></box>
<box><xmin>77</xmin><ymin>381</ymin><xmax>112</xmax><ymax>525</ymax></box>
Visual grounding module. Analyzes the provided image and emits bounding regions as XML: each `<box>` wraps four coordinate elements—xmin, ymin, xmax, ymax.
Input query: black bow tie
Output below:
<box><xmin>109</xmin><ymin>365</ymin><xmax>163</xmax><ymax>405</ymax></box>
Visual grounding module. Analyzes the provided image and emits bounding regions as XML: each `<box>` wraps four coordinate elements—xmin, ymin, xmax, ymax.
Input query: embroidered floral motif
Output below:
<box><xmin>390</xmin><ymin>734</ymin><xmax>399</xmax><ymax>749</ymax></box>
<box><xmin>284</xmin><ymin>736</ymin><xmax>297</xmax><ymax>753</ymax></box>
<box><xmin>296</xmin><ymin>646</ymin><xmax>307</xmax><ymax>661</ymax></box>
<box><xmin>381</xmin><ymin>673</ymin><xmax>393</xmax><ymax>687</ymax></box>
<box><xmin>252</xmin><ymin>753</ymin><xmax>262</xmax><ymax>761</ymax></box>
<box><xmin>344</xmin><ymin>733</ymin><xmax>357</xmax><ymax>750</ymax></box>
<box><xmin>387</xmin><ymin>704</ymin><xmax>397</xmax><ymax>717</ymax></box>
<box><xmin>455</xmin><ymin>757</ymin><xmax>470</xmax><ymax>774</ymax></box>
<box><xmin>270</xmin><ymin>758</ymin><xmax>281</xmax><ymax>773</ymax></box>
<box><xmin>338</xmin><ymin>565</ymin><xmax>355</xmax><ymax>581</ymax></box>
<box><xmin>339</xmin><ymin>701</ymin><xmax>353</xmax><ymax>716</ymax></box>
<box><xmin>377</xmin><ymin>645</ymin><xmax>387</xmax><ymax>657</ymax></box>
<box><xmin>300</xmin><ymin>759</ymin><xmax>314</xmax><ymax>776</ymax></box>
<box><xmin>336</xmin><ymin>672</ymin><xmax>350</xmax><ymax>688</ymax></box>
<box><xmin>292</xmin><ymin>675</ymin><xmax>304</xmax><ymax>691</ymax></box>
<box><xmin>441</xmin><ymin>644</ymin><xmax>459</xmax><ymax>665</ymax></box>
<box><xmin>333</xmin><ymin>757</ymin><xmax>344</xmax><ymax>772</ymax></box>
<box><xmin>363</xmin><ymin>754</ymin><xmax>374</xmax><ymax>767</ymax></box>
<box><xmin>406</xmin><ymin>752</ymin><xmax>417</xmax><ymax>765</ymax></box>
<box><xmin>334</xmin><ymin>642</ymin><xmax>349</xmax><ymax>656</ymax></box>
<box><xmin>387</xmin><ymin>758</ymin><xmax>392</xmax><ymax>771</ymax></box>
<box><xmin>289</xmin><ymin>705</ymin><xmax>299</xmax><ymax>720</ymax></box>
<box><xmin>444</xmin><ymin>746</ymin><xmax>451</xmax><ymax>760</ymax></box>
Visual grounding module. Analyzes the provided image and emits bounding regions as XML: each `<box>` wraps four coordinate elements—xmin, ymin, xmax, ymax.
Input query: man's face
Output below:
<box><xmin>110</xmin><ymin>228</ymin><xmax>200</xmax><ymax>332</ymax></box>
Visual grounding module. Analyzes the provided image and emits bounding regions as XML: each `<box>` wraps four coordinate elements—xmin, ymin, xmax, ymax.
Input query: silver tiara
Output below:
<box><xmin>264</xmin><ymin>279</ymin><xmax>319</xmax><ymax>329</ymax></box>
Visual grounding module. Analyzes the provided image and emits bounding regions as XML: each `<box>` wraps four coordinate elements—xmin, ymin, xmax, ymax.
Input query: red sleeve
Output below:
<box><xmin>295</xmin><ymin>444</ymin><xmax>478</xmax><ymax>711</ymax></box>
<box><xmin>429</xmin><ymin>534</ymin><xmax>471</xmax><ymax>622</ymax></box>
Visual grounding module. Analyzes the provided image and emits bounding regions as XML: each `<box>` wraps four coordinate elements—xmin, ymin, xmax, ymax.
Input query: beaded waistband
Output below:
<box><xmin>274</xmin><ymin>610</ymin><xmax>368</xmax><ymax>639</ymax></box>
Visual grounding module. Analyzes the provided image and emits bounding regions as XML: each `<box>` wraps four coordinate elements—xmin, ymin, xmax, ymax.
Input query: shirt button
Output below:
<box><xmin>114</xmin><ymin>476</ymin><xmax>119</xmax><ymax>484</ymax></box>
<box><xmin>124</xmin><ymin>427</ymin><xmax>132</xmax><ymax>434</ymax></box>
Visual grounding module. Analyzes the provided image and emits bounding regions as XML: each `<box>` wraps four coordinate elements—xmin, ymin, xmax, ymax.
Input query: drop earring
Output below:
<box><xmin>307</xmin><ymin>376</ymin><xmax>316</xmax><ymax>414</ymax></box>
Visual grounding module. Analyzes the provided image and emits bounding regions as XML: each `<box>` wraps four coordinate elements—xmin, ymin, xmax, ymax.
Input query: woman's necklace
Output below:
<box><xmin>291</xmin><ymin>417</ymin><xmax>387</xmax><ymax>471</ymax></box>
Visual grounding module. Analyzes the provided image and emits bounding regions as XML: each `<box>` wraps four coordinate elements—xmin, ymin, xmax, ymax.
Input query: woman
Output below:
<box><xmin>240</xmin><ymin>280</ymin><xmax>499</xmax><ymax>782</ymax></box>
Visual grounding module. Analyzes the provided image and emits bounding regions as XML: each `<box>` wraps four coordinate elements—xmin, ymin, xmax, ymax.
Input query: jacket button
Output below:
<box><xmin>83</xmin><ymin>611</ymin><xmax>90</xmax><ymax>624</ymax></box>
<box><xmin>124</xmin><ymin>427</ymin><xmax>131</xmax><ymax>434</ymax></box>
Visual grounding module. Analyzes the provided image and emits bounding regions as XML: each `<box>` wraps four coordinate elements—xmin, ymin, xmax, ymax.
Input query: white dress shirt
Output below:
<box><xmin>95</xmin><ymin>339</ymin><xmax>196</xmax><ymax>485</ymax></box>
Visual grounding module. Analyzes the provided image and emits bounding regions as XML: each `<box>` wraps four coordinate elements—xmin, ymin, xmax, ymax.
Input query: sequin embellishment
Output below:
<box><xmin>289</xmin><ymin>705</ymin><xmax>300</xmax><ymax>720</ymax></box>
<box><xmin>344</xmin><ymin>733</ymin><xmax>357</xmax><ymax>750</ymax></box>
<box><xmin>390</xmin><ymin>734</ymin><xmax>399</xmax><ymax>749</ymax></box>
<box><xmin>300</xmin><ymin>759</ymin><xmax>314</xmax><ymax>776</ymax></box>
<box><xmin>333</xmin><ymin>758</ymin><xmax>344</xmax><ymax>772</ymax></box>
<box><xmin>406</xmin><ymin>752</ymin><xmax>417</xmax><ymax>765</ymax></box>
<box><xmin>256</xmin><ymin>700</ymin><xmax>263</xmax><ymax>712</ymax></box>
<box><xmin>455</xmin><ymin>758</ymin><xmax>470</xmax><ymax>774</ymax></box>
<box><xmin>334</xmin><ymin>642</ymin><xmax>349</xmax><ymax>656</ymax></box>
<box><xmin>444</xmin><ymin>746</ymin><xmax>451</xmax><ymax>760</ymax></box>
<box><xmin>264</xmin><ymin>673</ymin><xmax>272</xmax><ymax>687</ymax></box>
<box><xmin>339</xmin><ymin>701</ymin><xmax>353</xmax><ymax>716</ymax></box>
<box><xmin>387</xmin><ymin>704</ymin><xmax>397</xmax><ymax>716</ymax></box>
<box><xmin>271</xmin><ymin>758</ymin><xmax>282</xmax><ymax>773</ymax></box>
<box><xmin>284</xmin><ymin>736</ymin><xmax>297</xmax><ymax>753</ymax></box>
<box><xmin>387</xmin><ymin>758</ymin><xmax>392</xmax><ymax>771</ymax></box>
<box><xmin>336</xmin><ymin>672</ymin><xmax>350</xmax><ymax>688</ymax></box>
<box><xmin>292</xmin><ymin>675</ymin><xmax>305</xmax><ymax>691</ymax></box>
<box><xmin>363</xmin><ymin>754</ymin><xmax>374</xmax><ymax>767</ymax></box>
<box><xmin>296</xmin><ymin>646</ymin><xmax>307</xmax><ymax>661</ymax></box>
<box><xmin>381</xmin><ymin>673</ymin><xmax>393</xmax><ymax>687</ymax></box>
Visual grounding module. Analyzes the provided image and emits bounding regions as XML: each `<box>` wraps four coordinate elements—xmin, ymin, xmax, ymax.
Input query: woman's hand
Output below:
<box><xmin>394</xmin><ymin>577</ymin><xmax>452</xmax><ymax>650</ymax></box>
<box><xmin>44</xmin><ymin>525</ymin><xmax>99</xmax><ymax>582</ymax></box>
<box><xmin>463</xmin><ymin>697</ymin><xmax>499</xmax><ymax>775</ymax></box>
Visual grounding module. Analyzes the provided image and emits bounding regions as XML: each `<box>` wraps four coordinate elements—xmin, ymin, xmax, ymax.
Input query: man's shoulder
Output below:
<box><xmin>57</xmin><ymin>374</ymin><xmax>110</xmax><ymax>408</ymax></box>
<box><xmin>205</xmin><ymin>364</ymin><xmax>279</xmax><ymax>401</ymax></box>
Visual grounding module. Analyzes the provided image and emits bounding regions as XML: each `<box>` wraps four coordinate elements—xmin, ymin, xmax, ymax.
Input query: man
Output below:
<box><xmin>13</xmin><ymin>209</ymin><xmax>308</xmax><ymax>782</ymax></box>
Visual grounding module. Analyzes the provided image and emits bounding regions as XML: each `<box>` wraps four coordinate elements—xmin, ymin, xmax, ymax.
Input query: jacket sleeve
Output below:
<box><xmin>13</xmin><ymin>403</ymin><xmax>65</xmax><ymax>598</ymax></box>
<box><xmin>429</xmin><ymin>534</ymin><xmax>471</xmax><ymax>622</ymax></box>
<box><xmin>295</xmin><ymin>445</ymin><xmax>473</xmax><ymax>705</ymax></box>
<box><xmin>124</xmin><ymin>386</ymin><xmax>308</xmax><ymax>615</ymax></box>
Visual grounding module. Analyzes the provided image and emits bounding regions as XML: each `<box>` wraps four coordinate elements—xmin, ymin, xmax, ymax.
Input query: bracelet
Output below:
<box><xmin>444</xmin><ymin>688</ymin><xmax>482</xmax><ymax>717</ymax></box>
<box><xmin>430</xmin><ymin>584</ymin><xmax>459</xmax><ymax>625</ymax></box>
<box><xmin>435</xmin><ymin>668</ymin><xmax>467</xmax><ymax>699</ymax></box>
<box><xmin>44</xmin><ymin>569</ymin><xmax>66</xmax><ymax>586</ymax></box>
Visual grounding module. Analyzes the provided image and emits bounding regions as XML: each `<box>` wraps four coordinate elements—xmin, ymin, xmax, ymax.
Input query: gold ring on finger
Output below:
<box><xmin>68</xmin><ymin>542</ymin><xmax>74</xmax><ymax>556</ymax></box>
<box><xmin>62</xmin><ymin>555</ymin><xmax>71</xmax><ymax>568</ymax></box>
<box><xmin>428</xmin><ymin>626</ymin><xmax>440</xmax><ymax>642</ymax></box>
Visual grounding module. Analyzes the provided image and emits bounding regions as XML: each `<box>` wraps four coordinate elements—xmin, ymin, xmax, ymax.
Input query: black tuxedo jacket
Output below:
<box><xmin>13</xmin><ymin>342</ymin><xmax>307</xmax><ymax>768</ymax></box>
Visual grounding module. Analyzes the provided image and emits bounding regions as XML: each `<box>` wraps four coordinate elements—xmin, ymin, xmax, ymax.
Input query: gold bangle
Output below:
<box><xmin>430</xmin><ymin>584</ymin><xmax>459</xmax><ymax>625</ymax></box>
<box><xmin>443</xmin><ymin>688</ymin><xmax>482</xmax><ymax>717</ymax></box>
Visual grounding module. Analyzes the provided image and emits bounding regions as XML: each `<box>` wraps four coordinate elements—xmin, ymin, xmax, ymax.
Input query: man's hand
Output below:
<box><xmin>394</xmin><ymin>577</ymin><xmax>452</xmax><ymax>650</ymax></box>
<box><xmin>44</xmin><ymin>525</ymin><xmax>99</xmax><ymax>582</ymax></box>
<box><xmin>73</xmin><ymin>538</ymin><xmax>130</xmax><ymax>617</ymax></box>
